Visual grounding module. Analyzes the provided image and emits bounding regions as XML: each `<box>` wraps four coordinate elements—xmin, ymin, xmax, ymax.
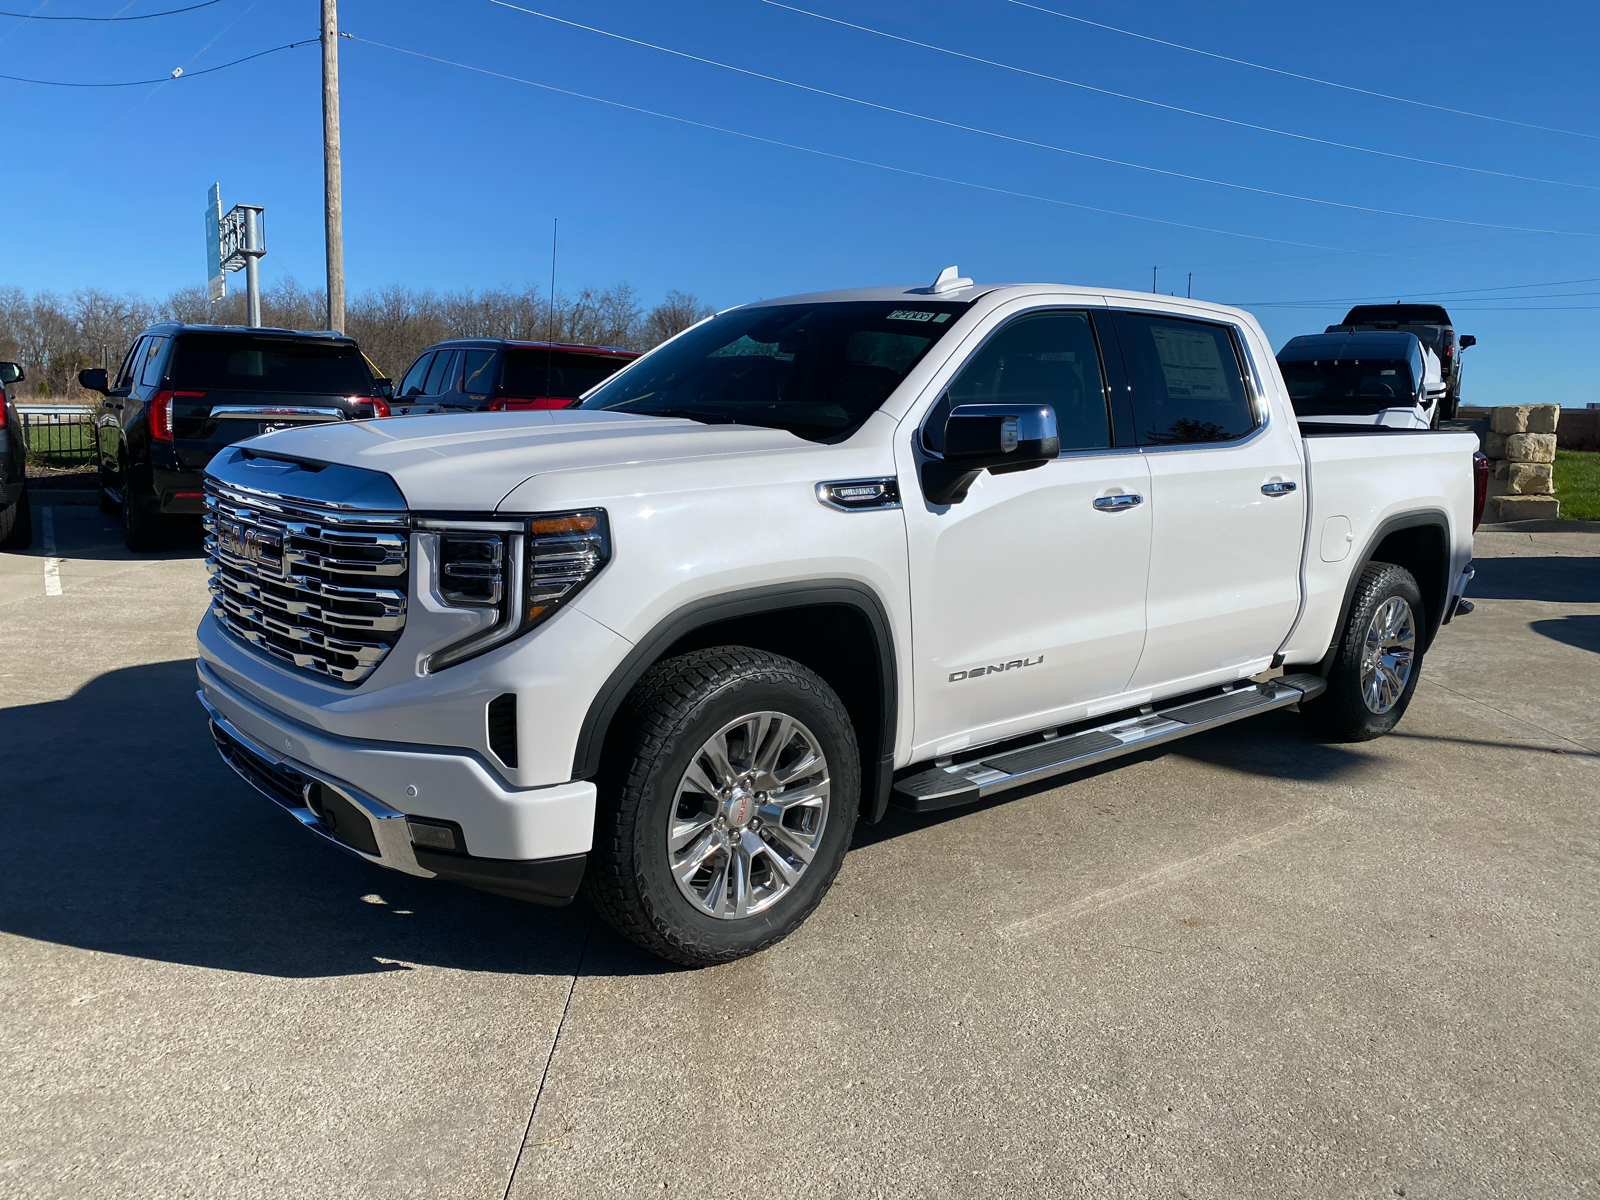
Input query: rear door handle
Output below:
<box><xmin>1093</xmin><ymin>493</ymin><xmax>1143</xmax><ymax>511</ymax></box>
<box><xmin>1261</xmin><ymin>481</ymin><xmax>1297</xmax><ymax>496</ymax></box>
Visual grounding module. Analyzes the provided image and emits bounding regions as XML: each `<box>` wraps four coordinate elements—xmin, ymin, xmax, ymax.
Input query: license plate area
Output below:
<box><xmin>260</xmin><ymin>421</ymin><xmax>297</xmax><ymax>435</ymax></box>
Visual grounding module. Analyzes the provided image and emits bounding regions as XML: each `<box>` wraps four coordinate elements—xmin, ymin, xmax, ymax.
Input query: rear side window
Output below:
<box><xmin>168</xmin><ymin>335</ymin><xmax>376</xmax><ymax>395</ymax></box>
<box><xmin>1113</xmin><ymin>313</ymin><xmax>1257</xmax><ymax>445</ymax></box>
<box><xmin>924</xmin><ymin>310</ymin><xmax>1111</xmax><ymax>454</ymax></box>
<box><xmin>397</xmin><ymin>352</ymin><xmax>434</xmax><ymax>398</ymax></box>
<box><xmin>138</xmin><ymin>337</ymin><xmax>168</xmax><ymax>387</ymax></box>
<box><xmin>462</xmin><ymin>350</ymin><xmax>497</xmax><ymax>396</ymax></box>
<box><xmin>503</xmin><ymin>349</ymin><xmax>632</xmax><ymax>401</ymax></box>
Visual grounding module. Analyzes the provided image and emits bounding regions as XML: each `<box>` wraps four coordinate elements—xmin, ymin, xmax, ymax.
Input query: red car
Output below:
<box><xmin>390</xmin><ymin>339</ymin><xmax>640</xmax><ymax>415</ymax></box>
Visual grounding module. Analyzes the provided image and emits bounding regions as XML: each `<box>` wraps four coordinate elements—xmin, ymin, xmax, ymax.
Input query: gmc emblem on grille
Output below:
<box><xmin>220</xmin><ymin>522</ymin><xmax>271</xmax><ymax>567</ymax></box>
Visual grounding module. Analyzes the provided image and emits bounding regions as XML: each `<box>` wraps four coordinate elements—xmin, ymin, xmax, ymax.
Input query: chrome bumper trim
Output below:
<box><xmin>198</xmin><ymin>690</ymin><xmax>434</xmax><ymax>878</ymax></box>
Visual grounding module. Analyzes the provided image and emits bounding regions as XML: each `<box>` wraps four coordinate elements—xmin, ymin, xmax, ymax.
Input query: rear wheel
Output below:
<box><xmin>0</xmin><ymin>484</ymin><xmax>31</xmax><ymax>550</ymax></box>
<box><xmin>1301</xmin><ymin>562</ymin><xmax>1425</xmax><ymax>742</ymax></box>
<box><xmin>584</xmin><ymin>647</ymin><xmax>860</xmax><ymax>967</ymax></box>
<box><xmin>122</xmin><ymin>477</ymin><xmax>166</xmax><ymax>551</ymax></box>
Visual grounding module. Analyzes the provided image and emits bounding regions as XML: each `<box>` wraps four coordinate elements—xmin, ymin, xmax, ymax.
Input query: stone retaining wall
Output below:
<box><xmin>1485</xmin><ymin>405</ymin><xmax>1559</xmax><ymax>521</ymax></box>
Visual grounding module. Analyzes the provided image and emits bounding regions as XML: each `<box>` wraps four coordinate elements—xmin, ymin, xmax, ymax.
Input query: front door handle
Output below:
<box><xmin>1261</xmin><ymin>481</ymin><xmax>1297</xmax><ymax>496</ymax></box>
<box><xmin>1093</xmin><ymin>493</ymin><xmax>1143</xmax><ymax>511</ymax></box>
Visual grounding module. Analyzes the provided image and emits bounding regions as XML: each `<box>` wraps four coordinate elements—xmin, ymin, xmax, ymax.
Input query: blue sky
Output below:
<box><xmin>3</xmin><ymin>0</ymin><xmax>1598</xmax><ymax>405</ymax></box>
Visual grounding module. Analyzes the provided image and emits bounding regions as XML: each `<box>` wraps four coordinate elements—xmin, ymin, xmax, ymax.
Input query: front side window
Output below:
<box><xmin>578</xmin><ymin>300</ymin><xmax>969</xmax><ymax>442</ymax></box>
<box><xmin>1114</xmin><ymin>313</ymin><xmax>1257</xmax><ymax>445</ymax></box>
<box><xmin>922</xmin><ymin>310</ymin><xmax>1110</xmax><ymax>455</ymax></box>
<box><xmin>138</xmin><ymin>337</ymin><xmax>168</xmax><ymax>388</ymax></box>
<box><xmin>1280</xmin><ymin>358</ymin><xmax>1418</xmax><ymax>416</ymax></box>
<box><xmin>397</xmin><ymin>352</ymin><xmax>435</xmax><ymax>398</ymax></box>
<box><xmin>167</xmin><ymin>335</ymin><xmax>378</xmax><ymax>395</ymax></box>
<box><xmin>422</xmin><ymin>350</ymin><xmax>458</xmax><ymax>396</ymax></box>
<box><xmin>115</xmin><ymin>337</ymin><xmax>146</xmax><ymax>390</ymax></box>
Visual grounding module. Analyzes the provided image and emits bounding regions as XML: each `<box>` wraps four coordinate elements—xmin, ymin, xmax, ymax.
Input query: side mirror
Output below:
<box><xmin>0</xmin><ymin>362</ymin><xmax>22</xmax><ymax>386</ymax></box>
<box><xmin>78</xmin><ymin>367</ymin><xmax>110</xmax><ymax>394</ymax></box>
<box><xmin>921</xmin><ymin>403</ymin><xmax>1059</xmax><ymax>506</ymax></box>
<box><xmin>375</xmin><ymin>377</ymin><xmax>394</xmax><ymax>399</ymax></box>
<box><xmin>1458</xmin><ymin>335</ymin><xmax>1477</xmax><ymax>349</ymax></box>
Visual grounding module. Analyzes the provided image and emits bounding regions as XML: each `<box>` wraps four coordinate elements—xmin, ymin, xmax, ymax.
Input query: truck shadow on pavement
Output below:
<box><xmin>0</xmin><ymin>658</ymin><xmax>670</xmax><ymax>980</ymax></box>
<box><xmin>1469</xmin><ymin>555</ymin><xmax>1600</xmax><ymax>604</ymax></box>
<box><xmin>1530</xmin><ymin>614</ymin><xmax>1600</xmax><ymax>654</ymax></box>
<box><xmin>854</xmin><ymin>709</ymin><xmax>1373</xmax><ymax>849</ymax></box>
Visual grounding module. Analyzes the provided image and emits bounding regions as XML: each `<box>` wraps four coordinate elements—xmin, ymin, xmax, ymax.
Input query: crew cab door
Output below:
<box><xmin>1109</xmin><ymin>310</ymin><xmax>1306</xmax><ymax>692</ymax></box>
<box><xmin>899</xmin><ymin>307</ymin><xmax>1153</xmax><ymax>760</ymax></box>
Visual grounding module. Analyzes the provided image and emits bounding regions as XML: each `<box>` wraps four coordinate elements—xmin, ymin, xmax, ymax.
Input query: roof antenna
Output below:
<box><xmin>927</xmin><ymin>265</ymin><xmax>973</xmax><ymax>294</ymax></box>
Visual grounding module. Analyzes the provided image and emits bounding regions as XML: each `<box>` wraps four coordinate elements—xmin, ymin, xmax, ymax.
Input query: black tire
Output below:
<box><xmin>1301</xmin><ymin>562</ymin><xmax>1426</xmax><ymax>742</ymax></box>
<box><xmin>122</xmin><ymin>481</ymin><xmax>165</xmax><ymax>551</ymax></box>
<box><xmin>0</xmin><ymin>484</ymin><xmax>31</xmax><ymax>550</ymax></box>
<box><xmin>584</xmin><ymin>646</ymin><xmax>861</xmax><ymax>967</ymax></box>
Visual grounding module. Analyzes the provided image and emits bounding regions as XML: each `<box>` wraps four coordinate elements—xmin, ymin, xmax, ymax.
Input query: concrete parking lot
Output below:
<box><xmin>1</xmin><ymin>504</ymin><xmax>1596</xmax><ymax>1199</ymax></box>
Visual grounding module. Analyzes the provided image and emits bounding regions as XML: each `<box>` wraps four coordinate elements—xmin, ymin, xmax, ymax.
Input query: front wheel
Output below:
<box><xmin>1301</xmin><ymin>562</ymin><xmax>1425</xmax><ymax>742</ymax></box>
<box><xmin>584</xmin><ymin>647</ymin><xmax>860</xmax><ymax>967</ymax></box>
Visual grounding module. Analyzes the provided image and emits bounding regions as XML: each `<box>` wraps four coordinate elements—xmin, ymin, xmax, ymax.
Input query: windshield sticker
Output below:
<box><xmin>887</xmin><ymin>310</ymin><xmax>938</xmax><ymax>322</ymax></box>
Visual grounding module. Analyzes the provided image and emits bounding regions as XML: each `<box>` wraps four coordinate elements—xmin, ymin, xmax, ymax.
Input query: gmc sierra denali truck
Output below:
<box><xmin>195</xmin><ymin>270</ymin><xmax>1486</xmax><ymax>966</ymax></box>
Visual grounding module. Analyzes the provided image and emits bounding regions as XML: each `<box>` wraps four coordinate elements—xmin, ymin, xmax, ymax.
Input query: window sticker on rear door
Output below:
<box><xmin>1149</xmin><ymin>326</ymin><xmax>1231</xmax><ymax>400</ymax></box>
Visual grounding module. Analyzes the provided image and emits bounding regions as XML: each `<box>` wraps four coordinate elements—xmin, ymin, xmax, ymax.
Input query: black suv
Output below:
<box><xmin>1325</xmin><ymin>304</ymin><xmax>1476</xmax><ymax>419</ymax></box>
<box><xmin>0</xmin><ymin>360</ymin><xmax>30</xmax><ymax>550</ymax></box>
<box><xmin>391</xmin><ymin>338</ymin><xmax>639</xmax><ymax>414</ymax></box>
<box><xmin>79</xmin><ymin>325</ymin><xmax>393</xmax><ymax>549</ymax></box>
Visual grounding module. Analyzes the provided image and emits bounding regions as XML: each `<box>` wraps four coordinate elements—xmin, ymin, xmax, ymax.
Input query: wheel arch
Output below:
<box><xmin>572</xmin><ymin>580</ymin><xmax>899</xmax><ymax>822</ymax></box>
<box><xmin>1317</xmin><ymin>508</ymin><xmax>1452</xmax><ymax>675</ymax></box>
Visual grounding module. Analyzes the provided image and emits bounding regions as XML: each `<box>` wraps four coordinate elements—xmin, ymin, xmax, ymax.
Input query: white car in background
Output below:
<box><xmin>1277</xmin><ymin>330</ymin><xmax>1447</xmax><ymax>429</ymax></box>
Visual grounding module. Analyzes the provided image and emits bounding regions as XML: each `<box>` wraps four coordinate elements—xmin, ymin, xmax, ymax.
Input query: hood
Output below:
<box><xmin>223</xmin><ymin>409</ymin><xmax>807</xmax><ymax>510</ymax></box>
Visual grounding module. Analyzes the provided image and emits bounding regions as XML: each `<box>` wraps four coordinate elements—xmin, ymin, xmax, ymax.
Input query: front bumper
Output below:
<box><xmin>202</xmin><ymin>691</ymin><xmax>589</xmax><ymax>905</ymax></box>
<box><xmin>197</xmin><ymin>658</ymin><xmax>597</xmax><ymax>862</ymax></box>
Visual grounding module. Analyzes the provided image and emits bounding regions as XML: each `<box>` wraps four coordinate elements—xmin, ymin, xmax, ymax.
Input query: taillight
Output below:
<box><xmin>371</xmin><ymin>396</ymin><xmax>391</xmax><ymax>418</ymax></box>
<box><xmin>1472</xmin><ymin>450</ymin><xmax>1489</xmax><ymax>532</ymax></box>
<box><xmin>148</xmin><ymin>389</ymin><xmax>205</xmax><ymax>441</ymax></box>
<box><xmin>490</xmin><ymin>396</ymin><xmax>574</xmax><ymax>411</ymax></box>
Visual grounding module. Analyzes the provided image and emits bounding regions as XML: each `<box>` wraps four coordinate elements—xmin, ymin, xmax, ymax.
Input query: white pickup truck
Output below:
<box><xmin>196</xmin><ymin>270</ymin><xmax>1487</xmax><ymax>966</ymax></box>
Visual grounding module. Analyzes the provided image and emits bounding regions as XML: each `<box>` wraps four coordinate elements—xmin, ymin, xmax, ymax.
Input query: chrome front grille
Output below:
<box><xmin>204</xmin><ymin>478</ymin><xmax>410</xmax><ymax>685</ymax></box>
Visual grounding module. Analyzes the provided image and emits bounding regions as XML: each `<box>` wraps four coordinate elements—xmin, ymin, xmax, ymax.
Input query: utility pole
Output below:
<box><xmin>1151</xmin><ymin>266</ymin><xmax>1158</xmax><ymax>293</ymax></box>
<box><xmin>1187</xmin><ymin>272</ymin><xmax>1193</xmax><ymax>299</ymax></box>
<box><xmin>321</xmin><ymin>0</ymin><xmax>345</xmax><ymax>333</ymax></box>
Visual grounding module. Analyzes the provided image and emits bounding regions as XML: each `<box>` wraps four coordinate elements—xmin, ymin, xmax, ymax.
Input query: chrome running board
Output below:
<box><xmin>891</xmin><ymin>674</ymin><xmax>1327</xmax><ymax>813</ymax></box>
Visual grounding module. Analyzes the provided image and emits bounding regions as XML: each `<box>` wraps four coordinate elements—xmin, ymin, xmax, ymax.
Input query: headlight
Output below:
<box><xmin>417</xmin><ymin>509</ymin><xmax>610</xmax><ymax>673</ymax></box>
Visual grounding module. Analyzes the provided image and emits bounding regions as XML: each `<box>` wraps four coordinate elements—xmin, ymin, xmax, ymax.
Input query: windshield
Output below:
<box><xmin>169</xmin><ymin>334</ymin><xmax>377</xmax><ymax>395</ymax></box>
<box><xmin>1280</xmin><ymin>358</ymin><xmax>1418</xmax><ymax>416</ymax></box>
<box><xmin>502</xmin><ymin>348</ymin><xmax>633</xmax><ymax>401</ymax></box>
<box><xmin>577</xmin><ymin>300</ymin><xmax>970</xmax><ymax>441</ymax></box>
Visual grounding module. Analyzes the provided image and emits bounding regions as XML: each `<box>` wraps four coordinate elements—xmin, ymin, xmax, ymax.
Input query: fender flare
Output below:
<box><xmin>571</xmin><ymin>579</ymin><xmax>900</xmax><ymax>822</ymax></box>
<box><xmin>1316</xmin><ymin>507</ymin><xmax>1452</xmax><ymax>676</ymax></box>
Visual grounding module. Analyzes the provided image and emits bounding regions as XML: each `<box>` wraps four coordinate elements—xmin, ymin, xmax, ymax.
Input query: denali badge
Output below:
<box><xmin>949</xmin><ymin>655</ymin><xmax>1043</xmax><ymax>682</ymax></box>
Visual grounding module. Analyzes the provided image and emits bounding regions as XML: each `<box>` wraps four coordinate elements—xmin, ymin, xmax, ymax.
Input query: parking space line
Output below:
<box><xmin>998</xmin><ymin>805</ymin><xmax>1344</xmax><ymax>942</ymax></box>
<box><xmin>42</xmin><ymin>507</ymin><xmax>62</xmax><ymax>596</ymax></box>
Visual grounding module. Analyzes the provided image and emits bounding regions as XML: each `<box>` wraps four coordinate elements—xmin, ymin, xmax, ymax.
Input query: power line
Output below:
<box><xmin>0</xmin><ymin>36</ymin><xmax>313</xmax><ymax>85</ymax></box>
<box><xmin>489</xmin><ymin>1</ymin><xmax>1599</xmax><ymax>238</ymax></box>
<box><xmin>1235</xmin><ymin>275</ymin><xmax>1600</xmax><ymax>306</ymax></box>
<box><xmin>1008</xmin><ymin>0</ymin><xmax>1600</xmax><ymax>143</ymax></box>
<box><xmin>0</xmin><ymin>0</ymin><xmax>222</xmax><ymax>18</ymax></box>
<box><xmin>764</xmin><ymin>1</ymin><xmax>1600</xmax><ymax>193</ymax></box>
<box><xmin>348</xmin><ymin>35</ymin><xmax>1379</xmax><ymax>256</ymax></box>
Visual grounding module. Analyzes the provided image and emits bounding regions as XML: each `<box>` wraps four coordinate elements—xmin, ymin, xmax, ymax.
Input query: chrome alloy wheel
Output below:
<box><xmin>1360</xmin><ymin>596</ymin><xmax>1417</xmax><ymax>715</ymax></box>
<box><xmin>667</xmin><ymin>711</ymin><xmax>831</xmax><ymax>920</ymax></box>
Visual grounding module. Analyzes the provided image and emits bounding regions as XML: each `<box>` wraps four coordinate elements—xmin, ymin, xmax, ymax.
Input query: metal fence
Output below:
<box><xmin>16</xmin><ymin>405</ymin><xmax>96</xmax><ymax>465</ymax></box>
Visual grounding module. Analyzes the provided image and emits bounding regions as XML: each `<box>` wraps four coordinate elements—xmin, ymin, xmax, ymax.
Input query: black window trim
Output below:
<box><xmin>1108</xmin><ymin>307</ymin><xmax>1273</xmax><ymax>454</ymax></box>
<box><xmin>914</xmin><ymin>303</ymin><xmax>1125</xmax><ymax>461</ymax></box>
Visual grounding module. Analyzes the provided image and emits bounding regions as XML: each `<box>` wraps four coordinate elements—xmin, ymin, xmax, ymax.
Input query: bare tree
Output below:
<box><xmin>645</xmin><ymin>290</ymin><xmax>714</xmax><ymax>344</ymax></box>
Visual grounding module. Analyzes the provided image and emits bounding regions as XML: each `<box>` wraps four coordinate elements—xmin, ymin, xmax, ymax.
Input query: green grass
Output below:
<box><xmin>1554</xmin><ymin>449</ymin><xmax>1600</xmax><ymax>521</ymax></box>
<box><xmin>22</xmin><ymin>421</ymin><xmax>95</xmax><ymax>466</ymax></box>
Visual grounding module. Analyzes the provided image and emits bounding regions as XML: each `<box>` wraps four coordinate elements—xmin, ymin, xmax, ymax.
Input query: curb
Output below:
<box><xmin>1478</xmin><ymin>519</ymin><xmax>1600</xmax><ymax>534</ymax></box>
